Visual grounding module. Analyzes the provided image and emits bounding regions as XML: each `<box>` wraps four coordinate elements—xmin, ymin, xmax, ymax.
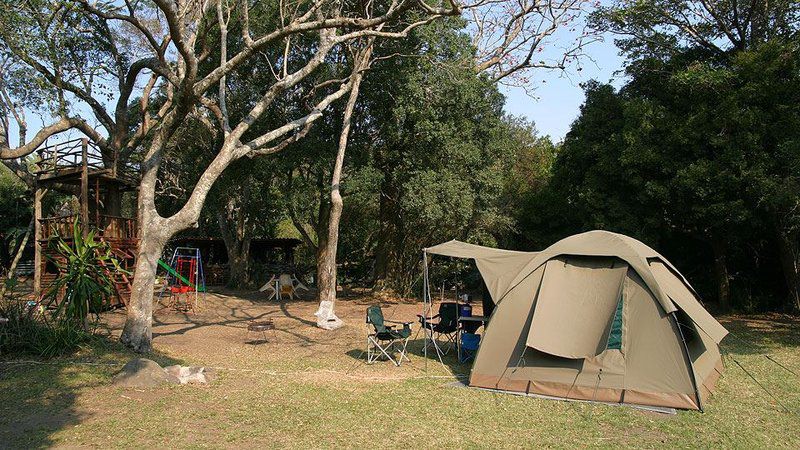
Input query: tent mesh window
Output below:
<box><xmin>674</xmin><ymin>309</ymin><xmax>697</xmax><ymax>344</ymax></box>
<box><xmin>606</xmin><ymin>296</ymin><xmax>623</xmax><ymax>350</ymax></box>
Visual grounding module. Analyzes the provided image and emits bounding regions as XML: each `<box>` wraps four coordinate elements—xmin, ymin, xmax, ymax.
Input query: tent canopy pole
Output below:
<box><xmin>423</xmin><ymin>250</ymin><xmax>429</xmax><ymax>374</ymax></box>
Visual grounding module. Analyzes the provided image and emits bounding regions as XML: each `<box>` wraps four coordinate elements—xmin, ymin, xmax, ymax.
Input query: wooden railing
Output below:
<box><xmin>40</xmin><ymin>215</ymin><xmax>138</xmax><ymax>240</ymax></box>
<box><xmin>32</xmin><ymin>138</ymin><xmax>140</xmax><ymax>183</ymax></box>
<box><xmin>40</xmin><ymin>216</ymin><xmax>76</xmax><ymax>240</ymax></box>
<box><xmin>97</xmin><ymin>215</ymin><xmax>138</xmax><ymax>240</ymax></box>
<box><xmin>34</xmin><ymin>139</ymin><xmax>106</xmax><ymax>176</ymax></box>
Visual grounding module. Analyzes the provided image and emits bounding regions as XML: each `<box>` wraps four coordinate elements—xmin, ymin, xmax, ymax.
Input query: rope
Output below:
<box><xmin>0</xmin><ymin>359</ymin><xmax>465</xmax><ymax>382</ymax></box>
<box><xmin>765</xmin><ymin>355</ymin><xmax>799</xmax><ymax>377</ymax></box>
<box><xmin>591</xmin><ymin>369</ymin><xmax>603</xmax><ymax>405</ymax></box>
<box><xmin>730</xmin><ymin>357</ymin><xmax>792</xmax><ymax>414</ymax></box>
<box><xmin>722</xmin><ymin>330</ymin><xmax>799</xmax><ymax>378</ymax></box>
<box><xmin>678</xmin><ymin>317</ymin><xmax>799</xmax><ymax>379</ymax></box>
<box><xmin>563</xmin><ymin>371</ymin><xmax>580</xmax><ymax>402</ymax></box>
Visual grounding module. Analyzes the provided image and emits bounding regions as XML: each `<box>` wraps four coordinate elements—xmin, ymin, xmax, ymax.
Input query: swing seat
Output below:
<box><xmin>171</xmin><ymin>285</ymin><xmax>193</xmax><ymax>294</ymax></box>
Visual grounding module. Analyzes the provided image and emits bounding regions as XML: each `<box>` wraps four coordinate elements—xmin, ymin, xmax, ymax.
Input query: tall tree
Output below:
<box><xmin>359</xmin><ymin>20</ymin><xmax>521</xmax><ymax>293</ymax></box>
<box><xmin>596</xmin><ymin>0</ymin><xmax>800</xmax><ymax>57</ymax></box>
<box><xmin>531</xmin><ymin>39</ymin><xmax>800</xmax><ymax>311</ymax></box>
<box><xmin>314</xmin><ymin>0</ymin><xmax>599</xmax><ymax>323</ymax></box>
<box><xmin>589</xmin><ymin>0</ymin><xmax>800</xmax><ymax>310</ymax></box>
<box><xmin>0</xmin><ymin>0</ymin><xmax>468</xmax><ymax>352</ymax></box>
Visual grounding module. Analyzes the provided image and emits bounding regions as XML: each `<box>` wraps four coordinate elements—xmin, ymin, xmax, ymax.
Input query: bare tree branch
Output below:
<box><xmin>0</xmin><ymin>116</ymin><xmax>105</xmax><ymax>159</ymax></box>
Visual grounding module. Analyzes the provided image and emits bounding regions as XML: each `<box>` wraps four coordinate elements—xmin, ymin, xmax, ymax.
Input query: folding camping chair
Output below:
<box><xmin>365</xmin><ymin>305</ymin><xmax>412</xmax><ymax>366</ymax></box>
<box><xmin>291</xmin><ymin>274</ymin><xmax>310</xmax><ymax>292</ymax></box>
<box><xmin>258</xmin><ymin>275</ymin><xmax>280</xmax><ymax>300</ymax></box>
<box><xmin>418</xmin><ymin>302</ymin><xmax>459</xmax><ymax>358</ymax></box>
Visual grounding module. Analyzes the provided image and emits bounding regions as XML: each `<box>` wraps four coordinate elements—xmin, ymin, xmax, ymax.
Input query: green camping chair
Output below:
<box><xmin>366</xmin><ymin>305</ymin><xmax>412</xmax><ymax>366</ymax></box>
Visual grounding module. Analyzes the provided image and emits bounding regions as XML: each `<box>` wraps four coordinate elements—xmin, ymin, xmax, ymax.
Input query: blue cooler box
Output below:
<box><xmin>461</xmin><ymin>333</ymin><xmax>481</xmax><ymax>351</ymax></box>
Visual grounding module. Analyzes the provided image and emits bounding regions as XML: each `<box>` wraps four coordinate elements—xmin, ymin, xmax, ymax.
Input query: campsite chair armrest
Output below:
<box><xmin>385</xmin><ymin>319</ymin><xmax>413</xmax><ymax>325</ymax></box>
<box><xmin>368</xmin><ymin>319</ymin><xmax>395</xmax><ymax>330</ymax></box>
<box><xmin>417</xmin><ymin>314</ymin><xmax>440</xmax><ymax>321</ymax></box>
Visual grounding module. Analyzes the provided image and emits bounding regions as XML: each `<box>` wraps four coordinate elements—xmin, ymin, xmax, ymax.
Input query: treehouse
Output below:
<box><xmin>33</xmin><ymin>138</ymin><xmax>138</xmax><ymax>306</ymax></box>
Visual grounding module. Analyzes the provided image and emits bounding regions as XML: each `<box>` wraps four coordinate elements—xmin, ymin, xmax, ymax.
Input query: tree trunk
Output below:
<box><xmin>104</xmin><ymin>183</ymin><xmax>123</xmax><ymax>216</ymax></box>
<box><xmin>314</xmin><ymin>184</ymin><xmax>343</xmax><ymax>328</ymax></box>
<box><xmin>313</xmin><ymin>200</ymin><xmax>330</xmax><ymax>287</ymax></box>
<box><xmin>33</xmin><ymin>185</ymin><xmax>42</xmax><ymax>298</ymax></box>
<box><xmin>315</xmin><ymin>46</ymin><xmax>370</xmax><ymax>329</ymax></box>
<box><xmin>372</xmin><ymin>176</ymin><xmax>399</xmax><ymax>291</ymax></box>
<box><xmin>372</xmin><ymin>188</ymin><xmax>390</xmax><ymax>289</ymax></box>
<box><xmin>0</xmin><ymin>217</ymin><xmax>34</xmax><ymax>298</ymax></box>
<box><xmin>121</xmin><ymin>146</ymin><xmax>169</xmax><ymax>353</ymax></box>
<box><xmin>710</xmin><ymin>237</ymin><xmax>731</xmax><ymax>311</ymax></box>
<box><xmin>217</xmin><ymin>203</ymin><xmax>251</xmax><ymax>289</ymax></box>
<box><xmin>226</xmin><ymin>244</ymin><xmax>251</xmax><ymax>288</ymax></box>
<box><xmin>120</xmin><ymin>224</ymin><xmax>166</xmax><ymax>353</ymax></box>
<box><xmin>775</xmin><ymin>227</ymin><xmax>800</xmax><ymax>312</ymax></box>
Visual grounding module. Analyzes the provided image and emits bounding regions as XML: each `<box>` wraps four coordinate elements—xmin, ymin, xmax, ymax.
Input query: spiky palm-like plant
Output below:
<box><xmin>44</xmin><ymin>222</ymin><xmax>124</xmax><ymax>330</ymax></box>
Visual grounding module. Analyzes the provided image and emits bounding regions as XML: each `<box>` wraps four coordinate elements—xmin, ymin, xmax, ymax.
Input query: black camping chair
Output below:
<box><xmin>366</xmin><ymin>305</ymin><xmax>412</xmax><ymax>366</ymax></box>
<box><xmin>418</xmin><ymin>302</ymin><xmax>459</xmax><ymax>357</ymax></box>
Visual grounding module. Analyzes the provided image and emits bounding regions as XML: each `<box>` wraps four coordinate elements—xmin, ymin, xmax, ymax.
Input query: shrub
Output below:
<box><xmin>44</xmin><ymin>223</ymin><xmax>124</xmax><ymax>330</ymax></box>
<box><xmin>0</xmin><ymin>222</ymin><xmax>124</xmax><ymax>358</ymax></box>
<box><xmin>0</xmin><ymin>296</ymin><xmax>93</xmax><ymax>358</ymax></box>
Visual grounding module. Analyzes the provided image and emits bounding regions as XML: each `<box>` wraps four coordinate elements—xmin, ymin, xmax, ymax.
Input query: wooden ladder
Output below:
<box><xmin>99</xmin><ymin>242</ymin><xmax>136</xmax><ymax>307</ymax></box>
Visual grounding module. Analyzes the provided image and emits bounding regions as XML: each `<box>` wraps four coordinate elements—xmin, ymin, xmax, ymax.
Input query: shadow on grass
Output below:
<box><xmin>0</xmin><ymin>335</ymin><xmax>182</xmax><ymax>448</ymax></box>
<box><xmin>718</xmin><ymin>313</ymin><xmax>800</xmax><ymax>355</ymax></box>
<box><xmin>344</xmin><ymin>337</ymin><xmax>470</xmax><ymax>376</ymax></box>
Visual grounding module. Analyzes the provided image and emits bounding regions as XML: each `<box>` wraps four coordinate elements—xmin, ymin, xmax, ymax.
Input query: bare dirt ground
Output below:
<box><xmin>103</xmin><ymin>287</ymin><xmax>467</xmax><ymax>378</ymax></box>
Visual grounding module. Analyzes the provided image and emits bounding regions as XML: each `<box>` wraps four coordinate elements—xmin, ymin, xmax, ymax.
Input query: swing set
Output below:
<box><xmin>158</xmin><ymin>247</ymin><xmax>206</xmax><ymax>313</ymax></box>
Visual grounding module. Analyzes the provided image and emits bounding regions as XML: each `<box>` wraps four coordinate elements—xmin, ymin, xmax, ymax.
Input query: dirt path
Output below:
<box><xmin>102</xmin><ymin>289</ymin><xmax>460</xmax><ymax>378</ymax></box>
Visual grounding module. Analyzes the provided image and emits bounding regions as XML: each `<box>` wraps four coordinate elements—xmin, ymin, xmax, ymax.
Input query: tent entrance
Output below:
<box><xmin>526</xmin><ymin>257</ymin><xmax>628</xmax><ymax>359</ymax></box>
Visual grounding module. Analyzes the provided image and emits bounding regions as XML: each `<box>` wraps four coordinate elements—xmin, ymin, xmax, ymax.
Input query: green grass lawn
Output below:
<box><xmin>1</xmin><ymin>305</ymin><xmax>799</xmax><ymax>448</ymax></box>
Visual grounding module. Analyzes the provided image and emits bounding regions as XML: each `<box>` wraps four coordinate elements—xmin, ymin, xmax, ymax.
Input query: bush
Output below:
<box><xmin>0</xmin><ymin>296</ymin><xmax>94</xmax><ymax>358</ymax></box>
<box><xmin>44</xmin><ymin>223</ymin><xmax>124</xmax><ymax>330</ymax></box>
<box><xmin>0</xmin><ymin>223</ymin><xmax>123</xmax><ymax>358</ymax></box>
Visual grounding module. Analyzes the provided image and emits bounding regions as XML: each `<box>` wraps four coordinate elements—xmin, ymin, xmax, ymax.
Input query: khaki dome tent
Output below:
<box><xmin>425</xmin><ymin>230</ymin><xmax>727</xmax><ymax>411</ymax></box>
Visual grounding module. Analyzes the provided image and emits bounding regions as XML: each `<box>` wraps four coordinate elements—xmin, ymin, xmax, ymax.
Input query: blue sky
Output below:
<box><xmin>6</xmin><ymin>13</ymin><xmax>628</xmax><ymax>148</ymax></box>
<box><xmin>500</xmin><ymin>37</ymin><xmax>626</xmax><ymax>142</ymax></box>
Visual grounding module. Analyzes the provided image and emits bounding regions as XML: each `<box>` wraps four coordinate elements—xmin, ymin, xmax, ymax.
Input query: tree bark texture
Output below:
<box><xmin>711</xmin><ymin>237</ymin><xmax>731</xmax><ymax>311</ymax></box>
<box><xmin>315</xmin><ymin>46</ymin><xmax>371</xmax><ymax>330</ymax></box>
<box><xmin>775</xmin><ymin>227</ymin><xmax>800</xmax><ymax>312</ymax></box>
<box><xmin>120</xmin><ymin>223</ymin><xmax>165</xmax><ymax>353</ymax></box>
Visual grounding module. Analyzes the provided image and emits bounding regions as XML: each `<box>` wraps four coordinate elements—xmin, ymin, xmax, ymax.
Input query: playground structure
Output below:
<box><xmin>32</xmin><ymin>138</ymin><xmax>138</xmax><ymax>306</ymax></box>
<box><xmin>159</xmin><ymin>247</ymin><xmax>206</xmax><ymax>313</ymax></box>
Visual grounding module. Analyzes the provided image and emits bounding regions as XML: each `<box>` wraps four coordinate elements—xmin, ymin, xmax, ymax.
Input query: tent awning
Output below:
<box><xmin>424</xmin><ymin>240</ymin><xmax>539</xmax><ymax>304</ymax></box>
<box><xmin>424</xmin><ymin>240</ymin><xmax>534</xmax><ymax>260</ymax></box>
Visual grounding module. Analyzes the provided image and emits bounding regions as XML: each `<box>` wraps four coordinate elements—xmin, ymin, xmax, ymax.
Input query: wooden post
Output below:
<box><xmin>50</xmin><ymin>144</ymin><xmax>57</xmax><ymax>171</ymax></box>
<box><xmin>95</xmin><ymin>177</ymin><xmax>100</xmax><ymax>230</ymax></box>
<box><xmin>33</xmin><ymin>184</ymin><xmax>43</xmax><ymax>298</ymax></box>
<box><xmin>80</xmin><ymin>138</ymin><xmax>89</xmax><ymax>237</ymax></box>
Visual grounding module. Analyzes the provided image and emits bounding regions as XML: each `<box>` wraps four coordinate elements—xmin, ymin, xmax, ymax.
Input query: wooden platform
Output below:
<box><xmin>32</xmin><ymin>138</ymin><xmax>139</xmax><ymax>308</ymax></box>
